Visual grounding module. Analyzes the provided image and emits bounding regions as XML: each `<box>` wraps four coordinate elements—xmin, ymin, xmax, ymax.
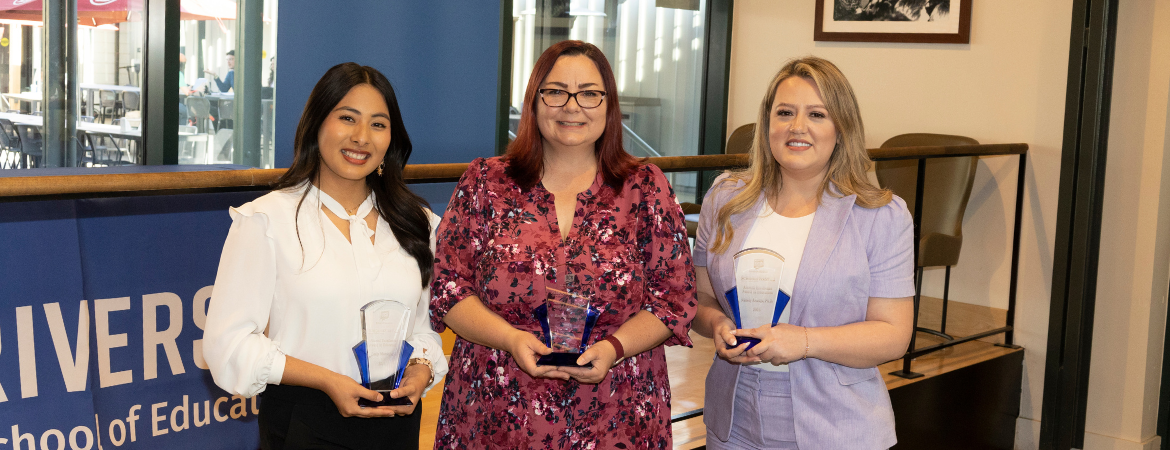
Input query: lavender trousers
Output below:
<box><xmin>706</xmin><ymin>367</ymin><xmax>799</xmax><ymax>450</ymax></box>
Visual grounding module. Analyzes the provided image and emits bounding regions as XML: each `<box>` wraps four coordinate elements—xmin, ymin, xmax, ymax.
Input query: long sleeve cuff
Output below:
<box><xmin>268</xmin><ymin>352</ymin><xmax>287</xmax><ymax>386</ymax></box>
<box><xmin>407</xmin><ymin>336</ymin><xmax>449</xmax><ymax>396</ymax></box>
<box><xmin>239</xmin><ymin>344</ymin><xmax>285</xmax><ymax>398</ymax></box>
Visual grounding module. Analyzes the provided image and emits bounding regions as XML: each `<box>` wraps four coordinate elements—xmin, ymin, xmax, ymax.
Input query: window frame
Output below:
<box><xmin>493</xmin><ymin>0</ymin><xmax>735</xmax><ymax>175</ymax></box>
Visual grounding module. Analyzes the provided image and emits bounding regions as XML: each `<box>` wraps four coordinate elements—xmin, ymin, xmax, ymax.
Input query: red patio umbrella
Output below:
<box><xmin>0</xmin><ymin>0</ymin><xmax>236</xmax><ymax>27</ymax></box>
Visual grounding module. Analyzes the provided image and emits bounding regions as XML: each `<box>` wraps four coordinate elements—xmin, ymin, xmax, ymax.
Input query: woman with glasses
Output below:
<box><xmin>429</xmin><ymin>40</ymin><xmax>696</xmax><ymax>449</ymax></box>
<box><xmin>203</xmin><ymin>63</ymin><xmax>447</xmax><ymax>449</ymax></box>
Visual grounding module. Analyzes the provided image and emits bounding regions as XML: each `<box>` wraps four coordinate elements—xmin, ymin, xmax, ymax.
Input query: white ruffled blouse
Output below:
<box><xmin>203</xmin><ymin>183</ymin><xmax>448</xmax><ymax>398</ymax></box>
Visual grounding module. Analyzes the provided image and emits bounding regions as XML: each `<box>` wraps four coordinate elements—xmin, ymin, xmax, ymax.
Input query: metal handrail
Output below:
<box><xmin>622</xmin><ymin>122</ymin><xmax>662</xmax><ymax>158</ymax></box>
<box><xmin>0</xmin><ymin>143</ymin><xmax>1027</xmax><ymax>198</ymax></box>
<box><xmin>886</xmin><ymin>145</ymin><xmax>1028</xmax><ymax>379</ymax></box>
<box><xmin>670</xmin><ymin>408</ymin><xmax>705</xmax><ymax>424</ymax></box>
<box><xmin>0</xmin><ymin>143</ymin><xmax>1031</xmax><ymax>425</ymax></box>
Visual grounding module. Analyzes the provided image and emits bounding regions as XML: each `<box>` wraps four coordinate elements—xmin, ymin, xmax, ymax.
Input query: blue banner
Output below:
<box><xmin>0</xmin><ymin>191</ymin><xmax>265</xmax><ymax>450</ymax></box>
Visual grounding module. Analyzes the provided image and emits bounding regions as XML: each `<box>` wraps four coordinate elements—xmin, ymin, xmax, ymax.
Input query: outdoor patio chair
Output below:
<box><xmin>97</xmin><ymin>90</ymin><xmax>119</xmax><ymax>124</ymax></box>
<box><xmin>13</xmin><ymin>124</ymin><xmax>43</xmax><ymax>168</ymax></box>
<box><xmin>185</xmin><ymin>97</ymin><xmax>213</xmax><ymax>133</ymax></box>
<box><xmin>121</xmin><ymin>91</ymin><xmax>140</xmax><ymax>116</ymax></box>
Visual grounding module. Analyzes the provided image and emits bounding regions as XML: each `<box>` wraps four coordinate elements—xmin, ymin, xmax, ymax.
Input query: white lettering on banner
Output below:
<box><xmin>8</xmin><ymin>424</ymin><xmax>96</xmax><ymax>450</ymax></box>
<box><xmin>126</xmin><ymin>404</ymin><xmax>140</xmax><ymax>443</ymax></box>
<box><xmin>191</xmin><ymin>286</ymin><xmax>213</xmax><ymax>370</ymax></box>
<box><xmin>11</xmin><ymin>425</ymin><xmax>34</xmax><ymax>450</ymax></box>
<box><xmin>92</xmin><ymin>414</ymin><xmax>101</xmax><ymax>449</ymax></box>
<box><xmin>16</xmin><ymin>306</ymin><xmax>37</xmax><ymax>399</ymax></box>
<box><xmin>212</xmin><ymin>397</ymin><xmax>229</xmax><ymax>423</ymax></box>
<box><xmin>142</xmin><ymin>293</ymin><xmax>185</xmax><ymax>380</ymax></box>
<box><xmin>170</xmin><ymin>395</ymin><xmax>189</xmax><ymax>432</ymax></box>
<box><xmin>150</xmin><ymin>402</ymin><xmax>168</xmax><ymax>436</ymax></box>
<box><xmin>95</xmin><ymin>297</ymin><xmax>132</xmax><ymax>388</ymax></box>
<box><xmin>39</xmin><ymin>428</ymin><xmax>64</xmax><ymax>450</ymax></box>
<box><xmin>192</xmin><ymin>400</ymin><xmax>211</xmax><ymax>427</ymax></box>
<box><xmin>228</xmin><ymin>396</ymin><xmax>246</xmax><ymax>419</ymax></box>
<box><xmin>43</xmin><ymin>301</ymin><xmax>91</xmax><ymax>392</ymax></box>
<box><xmin>145</xmin><ymin>394</ymin><xmax>256</xmax><ymax>438</ymax></box>
<box><xmin>9</xmin><ymin>395</ymin><xmax>258</xmax><ymax>449</ymax></box>
<box><xmin>0</xmin><ymin>319</ymin><xmax>7</xmax><ymax>402</ymax></box>
<box><xmin>1</xmin><ymin>286</ymin><xmax>232</xmax><ymax>413</ymax></box>
<box><xmin>107</xmin><ymin>419</ymin><xmax>125</xmax><ymax>446</ymax></box>
<box><xmin>68</xmin><ymin>425</ymin><xmax>93</xmax><ymax>450</ymax></box>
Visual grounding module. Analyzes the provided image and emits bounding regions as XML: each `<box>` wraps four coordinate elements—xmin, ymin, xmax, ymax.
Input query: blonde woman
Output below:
<box><xmin>692</xmin><ymin>56</ymin><xmax>915</xmax><ymax>449</ymax></box>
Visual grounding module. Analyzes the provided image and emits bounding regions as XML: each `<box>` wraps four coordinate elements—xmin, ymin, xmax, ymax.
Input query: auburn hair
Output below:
<box><xmin>504</xmin><ymin>40</ymin><xmax>639</xmax><ymax>192</ymax></box>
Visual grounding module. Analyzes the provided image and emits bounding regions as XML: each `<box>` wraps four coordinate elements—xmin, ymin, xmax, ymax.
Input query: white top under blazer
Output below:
<box><xmin>741</xmin><ymin>203</ymin><xmax>814</xmax><ymax>372</ymax></box>
<box><xmin>203</xmin><ymin>183</ymin><xmax>448</xmax><ymax>398</ymax></box>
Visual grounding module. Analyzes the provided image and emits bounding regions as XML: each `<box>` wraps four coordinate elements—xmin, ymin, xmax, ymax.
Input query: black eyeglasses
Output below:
<box><xmin>538</xmin><ymin>89</ymin><xmax>607</xmax><ymax>109</ymax></box>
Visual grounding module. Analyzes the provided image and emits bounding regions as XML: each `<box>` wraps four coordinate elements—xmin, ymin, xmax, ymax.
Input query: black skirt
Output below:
<box><xmin>258</xmin><ymin>384</ymin><xmax>421</xmax><ymax>450</ymax></box>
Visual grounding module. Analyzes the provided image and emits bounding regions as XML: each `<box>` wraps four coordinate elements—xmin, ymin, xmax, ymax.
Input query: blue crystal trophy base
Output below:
<box><xmin>353</xmin><ymin>341</ymin><xmax>414</xmax><ymax>407</ymax></box>
<box><xmin>724</xmin><ymin>287</ymin><xmax>789</xmax><ymax>351</ymax></box>
<box><xmin>537</xmin><ymin>352</ymin><xmax>593</xmax><ymax>368</ymax></box>
<box><xmin>534</xmin><ymin>302</ymin><xmax>599</xmax><ymax>368</ymax></box>
<box><xmin>728</xmin><ymin>337</ymin><xmax>762</xmax><ymax>351</ymax></box>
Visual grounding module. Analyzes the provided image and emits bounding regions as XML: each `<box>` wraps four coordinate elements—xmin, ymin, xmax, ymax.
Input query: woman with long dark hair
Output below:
<box><xmin>429</xmin><ymin>41</ymin><xmax>696</xmax><ymax>449</ymax></box>
<box><xmin>203</xmin><ymin>62</ymin><xmax>447</xmax><ymax>449</ymax></box>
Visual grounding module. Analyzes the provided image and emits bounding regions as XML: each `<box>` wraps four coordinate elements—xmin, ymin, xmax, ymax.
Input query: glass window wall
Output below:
<box><xmin>0</xmin><ymin>0</ymin><xmax>276</xmax><ymax>170</ymax></box>
<box><xmin>0</xmin><ymin>2</ymin><xmax>145</xmax><ymax>169</ymax></box>
<box><xmin>177</xmin><ymin>0</ymin><xmax>278</xmax><ymax>168</ymax></box>
<box><xmin>511</xmin><ymin>0</ymin><xmax>707</xmax><ymax>202</ymax></box>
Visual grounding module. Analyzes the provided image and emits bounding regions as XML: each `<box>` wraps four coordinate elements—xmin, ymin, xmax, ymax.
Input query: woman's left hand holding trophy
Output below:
<box><xmin>711</xmin><ymin>315</ymin><xmax>755</xmax><ymax>364</ymax></box>
<box><xmin>560</xmin><ymin>338</ymin><xmax>620</xmax><ymax>384</ymax></box>
<box><xmin>734</xmin><ymin>323</ymin><xmax>809</xmax><ymax>366</ymax></box>
<box><xmin>281</xmin><ymin>358</ymin><xmax>396</xmax><ymax>418</ymax></box>
<box><xmin>383</xmin><ymin>363</ymin><xmax>432</xmax><ymax>416</ymax></box>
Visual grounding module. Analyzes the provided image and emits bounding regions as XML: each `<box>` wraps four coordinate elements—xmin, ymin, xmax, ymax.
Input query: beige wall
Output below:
<box><xmin>727</xmin><ymin>2</ymin><xmax>1130</xmax><ymax>450</ymax></box>
<box><xmin>727</xmin><ymin>2</ymin><xmax>1070</xmax><ymax>445</ymax></box>
<box><xmin>728</xmin><ymin>1</ymin><xmax>1170</xmax><ymax>448</ymax></box>
<box><xmin>1081</xmin><ymin>1</ymin><xmax>1170</xmax><ymax>449</ymax></box>
<box><xmin>728</xmin><ymin>0</ymin><xmax>1070</xmax><ymax>312</ymax></box>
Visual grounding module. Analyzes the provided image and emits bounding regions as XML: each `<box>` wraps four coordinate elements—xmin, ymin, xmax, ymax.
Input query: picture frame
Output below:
<box><xmin>814</xmin><ymin>0</ymin><xmax>972</xmax><ymax>44</ymax></box>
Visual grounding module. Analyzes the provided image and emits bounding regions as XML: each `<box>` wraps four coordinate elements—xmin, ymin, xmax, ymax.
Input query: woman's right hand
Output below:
<box><xmin>712</xmin><ymin>316</ymin><xmax>755</xmax><ymax>364</ymax></box>
<box><xmin>505</xmin><ymin>328</ymin><xmax>570</xmax><ymax>380</ymax></box>
<box><xmin>319</xmin><ymin>371</ymin><xmax>398</xmax><ymax>418</ymax></box>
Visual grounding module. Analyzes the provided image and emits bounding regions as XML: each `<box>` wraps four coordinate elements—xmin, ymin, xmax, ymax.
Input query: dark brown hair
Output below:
<box><xmin>504</xmin><ymin>40</ymin><xmax>639</xmax><ymax>192</ymax></box>
<box><xmin>272</xmin><ymin>62</ymin><xmax>432</xmax><ymax>286</ymax></box>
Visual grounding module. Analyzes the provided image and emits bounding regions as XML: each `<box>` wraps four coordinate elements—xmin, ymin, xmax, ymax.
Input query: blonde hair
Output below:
<box><xmin>709</xmin><ymin>56</ymin><xmax>891</xmax><ymax>254</ymax></box>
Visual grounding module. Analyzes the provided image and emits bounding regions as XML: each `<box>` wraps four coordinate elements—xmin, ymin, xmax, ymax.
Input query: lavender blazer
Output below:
<box><xmin>693</xmin><ymin>177</ymin><xmax>915</xmax><ymax>449</ymax></box>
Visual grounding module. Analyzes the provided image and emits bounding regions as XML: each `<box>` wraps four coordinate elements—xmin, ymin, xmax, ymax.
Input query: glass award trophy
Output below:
<box><xmin>725</xmin><ymin>248</ymin><xmax>791</xmax><ymax>350</ymax></box>
<box><xmin>352</xmin><ymin>300</ymin><xmax>414</xmax><ymax>407</ymax></box>
<box><xmin>533</xmin><ymin>276</ymin><xmax>600</xmax><ymax>368</ymax></box>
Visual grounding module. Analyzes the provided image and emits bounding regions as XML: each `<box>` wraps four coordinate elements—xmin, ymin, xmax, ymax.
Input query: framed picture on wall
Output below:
<box><xmin>814</xmin><ymin>0</ymin><xmax>972</xmax><ymax>44</ymax></box>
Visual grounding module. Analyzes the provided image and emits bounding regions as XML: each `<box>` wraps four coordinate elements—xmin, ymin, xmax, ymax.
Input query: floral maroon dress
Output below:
<box><xmin>430</xmin><ymin>157</ymin><xmax>697</xmax><ymax>449</ymax></box>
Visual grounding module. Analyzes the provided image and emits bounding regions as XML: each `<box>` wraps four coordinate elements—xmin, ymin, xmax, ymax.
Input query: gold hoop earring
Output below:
<box><xmin>377</xmin><ymin>160</ymin><xmax>385</xmax><ymax>176</ymax></box>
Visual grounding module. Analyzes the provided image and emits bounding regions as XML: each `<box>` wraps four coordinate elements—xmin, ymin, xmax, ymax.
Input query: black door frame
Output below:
<box><xmin>1160</xmin><ymin>275</ymin><xmax>1170</xmax><ymax>450</ymax></box>
<box><xmin>1039</xmin><ymin>0</ymin><xmax>1119</xmax><ymax>448</ymax></box>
